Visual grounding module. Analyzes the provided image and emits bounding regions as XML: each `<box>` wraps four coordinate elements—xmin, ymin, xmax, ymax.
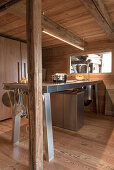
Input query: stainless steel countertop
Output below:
<box><xmin>42</xmin><ymin>80</ymin><xmax>102</xmax><ymax>93</ymax></box>
<box><xmin>3</xmin><ymin>80</ymin><xmax>102</xmax><ymax>93</ymax></box>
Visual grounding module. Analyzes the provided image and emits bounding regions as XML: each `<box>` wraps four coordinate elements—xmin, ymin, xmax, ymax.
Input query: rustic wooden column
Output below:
<box><xmin>26</xmin><ymin>0</ymin><xmax>43</xmax><ymax>169</ymax></box>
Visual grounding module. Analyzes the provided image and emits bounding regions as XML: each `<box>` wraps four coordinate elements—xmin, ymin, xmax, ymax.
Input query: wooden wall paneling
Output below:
<box><xmin>0</xmin><ymin>37</ymin><xmax>21</xmax><ymax>120</ymax></box>
<box><xmin>105</xmin><ymin>89</ymin><xmax>114</xmax><ymax>116</ymax></box>
<box><xmin>0</xmin><ymin>37</ymin><xmax>8</xmax><ymax>121</ymax></box>
<box><xmin>3</xmin><ymin>38</ymin><xmax>21</xmax><ymax>83</ymax></box>
<box><xmin>43</xmin><ymin>41</ymin><xmax>114</xmax><ymax>114</ymax></box>
<box><xmin>43</xmin><ymin>41</ymin><xmax>114</xmax><ymax>86</ymax></box>
<box><xmin>26</xmin><ymin>0</ymin><xmax>43</xmax><ymax>169</ymax></box>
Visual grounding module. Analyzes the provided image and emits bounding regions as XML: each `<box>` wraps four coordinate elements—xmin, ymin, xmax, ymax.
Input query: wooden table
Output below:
<box><xmin>3</xmin><ymin>80</ymin><xmax>102</xmax><ymax>162</ymax></box>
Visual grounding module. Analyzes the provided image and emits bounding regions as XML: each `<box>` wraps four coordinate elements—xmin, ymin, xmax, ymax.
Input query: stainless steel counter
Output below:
<box><xmin>3</xmin><ymin>80</ymin><xmax>102</xmax><ymax>93</ymax></box>
<box><xmin>42</xmin><ymin>80</ymin><xmax>102</xmax><ymax>93</ymax></box>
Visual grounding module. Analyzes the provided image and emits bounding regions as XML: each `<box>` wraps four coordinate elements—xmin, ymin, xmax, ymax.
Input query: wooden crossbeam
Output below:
<box><xmin>42</xmin><ymin>15</ymin><xmax>86</xmax><ymax>50</ymax></box>
<box><xmin>92</xmin><ymin>0</ymin><xmax>113</xmax><ymax>29</ymax></box>
<box><xmin>80</xmin><ymin>0</ymin><xmax>114</xmax><ymax>40</ymax></box>
<box><xmin>0</xmin><ymin>33</ymin><xmax>26</xmax><ymax>43</ymax></box>
<box><xmin>0</xmin><ymin>0</ymin><xmax>21</xmax><ymax>12</ymax></box>
<box><xmin>0</xmin><ymin>1</ymin><xmax>86</xmax><ymax>50</ymax></box>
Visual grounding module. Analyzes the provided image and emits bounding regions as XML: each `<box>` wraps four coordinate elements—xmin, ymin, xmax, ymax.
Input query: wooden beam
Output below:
<box><xmin>26</xmin><ymin>0</ymin><xmax>43</xmax><ymax>169</ymax></box>
<box><xmin>92</xmin><ymin>0</ymin><xmax>113</xmax><ymax>29</ymax></box>
<box><xmin>1</xmin><ymin>1</ymin><xmax>86</xmax><ymax>50</ymax></box>
<box><xmin>0</xmin><ymin>0</ymin><xmax>21</xmax><ymax>12</ymax></box>
<box><xmin>0</xmin><ymin>33</ymin><xmax>26</xmax><ymax>43</ymax></box>
<box><xmin>80</xmin><ymin>0</ymin><xmax>114</xmax><ymax>40</ymax></box>
<box><xmin>42</xmin><ymin>15</ymin><xmax>86</xmax><ymax>50</ymax></box>
<box><xmin>2</xmin><ymin>0</ymin><xmax>26</xmax><ymax>18</ymax></box>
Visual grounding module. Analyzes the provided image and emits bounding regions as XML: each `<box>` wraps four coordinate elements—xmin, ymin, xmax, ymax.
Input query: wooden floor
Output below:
<box><xmin>0</xmin><ymin>113</ymin><xmax>114</xmax><ymax>170</ymax></box>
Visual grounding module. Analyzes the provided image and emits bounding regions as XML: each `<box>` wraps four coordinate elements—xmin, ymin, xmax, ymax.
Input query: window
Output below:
<box><xmin>70</xmin><ymin>52</ymin><xmax>112</xmax><ymax>74</ymax></box>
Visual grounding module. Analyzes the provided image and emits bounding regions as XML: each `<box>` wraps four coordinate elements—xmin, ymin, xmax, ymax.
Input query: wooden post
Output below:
<box><xmin>26</xmin><ymin>0</ymin><xmax>43</xmax><ymax>169</ymax></box>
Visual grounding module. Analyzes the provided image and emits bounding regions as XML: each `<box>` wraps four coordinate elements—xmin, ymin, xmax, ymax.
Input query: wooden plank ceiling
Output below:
<box><xmin>0</xmin><ymin>0</ymin><xmax>114</xmax><ymax>48</ymax></box>
<box><xmin>0</xmin><ymin>0</ymin><xmax>12</xmax><ymax>6</ymax></box>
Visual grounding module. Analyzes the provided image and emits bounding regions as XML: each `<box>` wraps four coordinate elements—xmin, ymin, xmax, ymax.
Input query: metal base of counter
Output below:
<box><xmin>51</xmin><ymin>90</ymin><xmax>84</xmax><ymax>131</ymax></box>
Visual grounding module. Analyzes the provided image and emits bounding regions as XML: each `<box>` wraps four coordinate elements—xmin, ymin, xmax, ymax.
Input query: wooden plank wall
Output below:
<box><xmin>0</xmin><ymin>36</ymin><xmax>27</xmax><ymax>120</ymax></box>
<box><xmin>0</xmin><ymin>37</ymin><xmax>113</xmax><ymax>119</ymax></box>
<box><xmin>43</xmin><ymin>40</ymin><xmax>114</xmax><ymax>114</ymax></box>
<box><xmin>43</xmin><ymin>40</ymin><xmax>114</xmax><ymax>88</ymax></box>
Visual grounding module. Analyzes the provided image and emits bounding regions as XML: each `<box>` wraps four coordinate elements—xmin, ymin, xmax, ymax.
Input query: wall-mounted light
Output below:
<box><xmin>42</xmin><ymin>30</ymin><xmax>84</xmax><ymax>50</ymax></box>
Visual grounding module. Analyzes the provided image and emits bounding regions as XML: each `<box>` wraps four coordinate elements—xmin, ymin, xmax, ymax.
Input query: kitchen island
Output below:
<box><xmin>4</xmin><ymin>80</ymin><xmax>102</xmax><ymax>93</ymax></box>
<box><xmin>3</xmin><ymin>80</ymin><xmax>102</xmax><ymax>162</ymax></box>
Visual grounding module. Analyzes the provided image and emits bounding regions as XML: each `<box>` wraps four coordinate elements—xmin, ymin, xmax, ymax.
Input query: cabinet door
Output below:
<box><xmin>21</xmin><ymin>43</ymin><xmax>28</xmax><ymax>78</ymax></box>
<box><xmin>64</xmin><ymin>94</ymin><xmax>77</xmax><ymax>130</ymax></box>
<box><xmin>76</xmin><ymin>92</ymin><xmax>84</xmax><ymax>130</ymax></box>
<box><xmin>51</xmin><ymin>92</ymin><xmax>64</xmax><ymax>128</ymax></box>
<box><xmin>0</xmin><ymin>37</ymin><xmax>21</xmax><ymax>120</ymax></box>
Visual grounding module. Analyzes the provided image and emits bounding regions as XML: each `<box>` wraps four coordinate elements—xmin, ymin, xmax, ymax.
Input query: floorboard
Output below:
<box><xmin>0</xmin><ymin>114</ymin><xmax>114</xmax><ymax>170</ymax></box>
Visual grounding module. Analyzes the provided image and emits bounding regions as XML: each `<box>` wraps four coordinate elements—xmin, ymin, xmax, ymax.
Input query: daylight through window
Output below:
<box><xmin>70</xmin><ymin>52</ymin><xmax>112</xmax><ymax>74</ymax></box>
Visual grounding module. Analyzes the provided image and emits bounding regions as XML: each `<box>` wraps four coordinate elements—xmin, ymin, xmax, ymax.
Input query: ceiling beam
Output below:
<box><xmin>92</xmin><ymin>0</ymin><xmax>113</xmax><ymax>29</ymax></box>
<box><xmin>80</xmin><ymin>0</ymin><xmax>114</xmax><ymax>40</ymax></box>
<box><xmin>0</xmin><ymin>0</ymin><xmax>86</xmax><ymax>50</ymax></box>
<box><xmin>0</xmin><ymin>0</ymin><xmax>21</xmax><ymax>12</ymax></box>
<box><xmin>0</xmin><ymin>33</ymin><xmax>26</xmax><ymax>43</ymax></box>
<box><xmin>42</xmin><ymin>15</ymin><xmax>86</xmax><ymax>50</ymax></box>
<box><xmin>0</xmin><ymin>0</ymin><xmax>26</xmax><ymax>18</ymax></box>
